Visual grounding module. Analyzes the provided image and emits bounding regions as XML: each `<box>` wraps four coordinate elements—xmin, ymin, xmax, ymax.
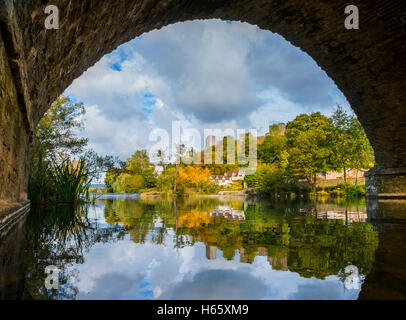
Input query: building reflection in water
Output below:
<box><xmin>206</xmin><ymin>205</ymin><xmax>288</xmax><ymax>268</ymax></box>
<box><xmin>1</xmin><ymin>198</ymin><xmax>405</xmax><ymax>299</ymax></box>
<box><xmin>201</xmin><ymin>200</ymin><xmax>405</xmax><ymax>299</ymax></box>
<box><xmin>175</xmin><ymin>200</ymin><xmax>378</xmax><ymax>283</ymax></box>
<box><xmin>206</xmin><ymin>245</ymin><xmax>217</xmax><ymax>260</ymax></box>
<box><xmin>205</xmin><ymin>203</ymin><xmax>367</xmax><ymax>273</ymax></box>
<box><xmin>209</xmin><ymin>206</ymin><xmax>246</xmax><ymax>221</ymax></box>
<box><xmin>316</xmin><ymin>210</ymin><xmax>367</xmax><ymax>224</ymax></box>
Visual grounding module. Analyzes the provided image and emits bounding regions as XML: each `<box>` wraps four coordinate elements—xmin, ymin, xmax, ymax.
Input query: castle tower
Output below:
<box><xmin>267</xmin><ymin>123</ymin><xmax>286</xmax><ymax>136</ymax></box>
<box><xmin>277</xmin><ymin>123</ymin><xmax>286</xmax><ymax>135</ymax></box>
<box><xmin>206</xmin><ymin>245</ymin><xmax>217</xmax><ymax>260</ymax></box>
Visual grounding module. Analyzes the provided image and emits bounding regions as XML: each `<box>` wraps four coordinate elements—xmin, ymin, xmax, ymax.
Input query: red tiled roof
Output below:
<box><xmin>224</xmin><ymin>170</ymin><xmax>239</xmax><ymax>178</ymax></box>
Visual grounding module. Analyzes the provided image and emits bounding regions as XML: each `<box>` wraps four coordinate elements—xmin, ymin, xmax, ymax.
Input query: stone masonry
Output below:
<box><xmin>0</xmin><ymin>0</ymin><xmax>406</xmax><ymax>206</ymax></box>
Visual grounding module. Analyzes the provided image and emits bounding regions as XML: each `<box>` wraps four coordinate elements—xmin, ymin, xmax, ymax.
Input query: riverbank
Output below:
<box><xmin>87</xmin><ymin>182</ymin><xmax>367</xmax><ymax>201</ymax></box>
<box><xmin>137</xmin><ymin>191</ymin><xmax>248</xmax><ymax>201</ymax></box>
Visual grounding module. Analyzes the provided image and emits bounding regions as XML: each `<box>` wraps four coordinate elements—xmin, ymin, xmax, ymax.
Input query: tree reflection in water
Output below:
<box><xmin>18</xmin><ymin>198</ymin><xmax>379</xmax><ymax>299</ymax></box>
<box><xmin>103</xmin><ymin>198</ymin><xmax>379</xmax><ymax>281</ymax></box>
<box><xmin>24</xmin><ymin>205</ymin><xmax>126</xmax><ymax>299</ymax></box>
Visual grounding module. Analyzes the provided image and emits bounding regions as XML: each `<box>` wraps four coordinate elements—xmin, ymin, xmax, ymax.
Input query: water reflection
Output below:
<box><xmin>104</xmin><ymin>198</ymin><xmax>377</xmax><ymax>281</ymax></box>
<box><xmin>23</xmin><ymin>204</ymin><xmax>126</xmax><ymax>300</ymax></box>
<box><xmin>0</xmin><ymin>197</ymin><xmax>404</xmax><ymax>299</ymax></box>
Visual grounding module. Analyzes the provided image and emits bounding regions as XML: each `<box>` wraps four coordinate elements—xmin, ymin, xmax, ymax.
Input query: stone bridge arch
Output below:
<box><xmin>1</xmin><ymin>0</ymin><xmax>406</xmax><ymax>205</ymax></box>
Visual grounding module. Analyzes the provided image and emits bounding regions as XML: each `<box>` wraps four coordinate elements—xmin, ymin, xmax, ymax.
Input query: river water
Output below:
<box><xmin>0</xmin><ymin>196</ymin><xmax>405</xmax><ymax>300</ymax></box>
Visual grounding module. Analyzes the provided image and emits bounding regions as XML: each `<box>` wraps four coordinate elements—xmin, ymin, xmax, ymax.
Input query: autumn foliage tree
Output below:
<box><xmin>178</xmin><ymin>166</ymin><xmax>213</xmax><ymax>193</ymax></box>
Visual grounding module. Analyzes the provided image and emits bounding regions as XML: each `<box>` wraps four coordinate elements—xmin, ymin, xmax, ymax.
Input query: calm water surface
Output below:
<box><xmin>1</xmin><ymin>196</ymin><xmax>405</xmax><ymax>300</ymax></box>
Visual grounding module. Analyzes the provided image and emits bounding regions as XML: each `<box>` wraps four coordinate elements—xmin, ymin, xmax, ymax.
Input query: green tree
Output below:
<box><xmin>331</xmin><ymin>105</ymin><xmax>374</xmax><ymax>184</ymax></box>
<box><xmin>32</xmin><ymin>96</ymin><xmax>88</xmax><ymax>161</ymax></box>
<box><xmin>110</xmin><ymin>150</ymin><xmax>157</xmax><ymax>192</ymax></box>
<box><xmin>347</xmin><ymin>118</ymin><xmax>374</xmax><ymax>185</ymax></box>
<box><xmin>331</xmin><ymin>106</ymin><xmax>355</xmax><ymax>183</ymax></box>
<box><xmin>258</xmin><ymin>125</ymin><xmax>287</xmax><ymax>164</ymax></box>
<box><xmin>245</xmin><ymin>163</ymin><xmax>286</xmax><ymax>194</ymax></box>
<box><xmin>157</xmin><ymin>167</ymin><xmax>176</xmax><ymax>192</ymax></box>
<box><xmin>142</xmin><ymin>167</ymin><xmax>158</xmax><ymax>188</ymax></box>
<box><xmin>29</xmin><ymin>96</ymin><xmax>117</xmax><ymax>203</ymax></box>
<box><xmin>104</xmin><ymin>168</ymin><xmax>117</xmax><ymax>193</ymax></box>
<box><xmin>113</xmin><ymin>174</ymin><xmax>144</xmax><ymax>193</ymax></box>
<box><xmin>286</xmin><ymin>113</ymin><xmax>335</xmax><ymax>191</ymax></box>
<box><xmin>125</xmin><ymin>150</ymin><xmax>152</xmax><ymax>175</ymax></box>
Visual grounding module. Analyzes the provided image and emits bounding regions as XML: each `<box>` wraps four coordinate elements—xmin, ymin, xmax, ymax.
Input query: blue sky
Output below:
<box><xmin>66</xmin><ymin>19</ymin><xmax>350</xmax><ymax>160</ymax></box>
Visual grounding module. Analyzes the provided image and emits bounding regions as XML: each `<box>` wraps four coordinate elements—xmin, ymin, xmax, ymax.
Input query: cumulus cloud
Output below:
<box><xmin>65</xmin><ymin>19</ymin><xmax>349</xmax><ymax>159</ymax></box>
<box><xmin>159</xmin><ymin>269</ymin><xmax>268</xmax><ymax>300</ymax></box>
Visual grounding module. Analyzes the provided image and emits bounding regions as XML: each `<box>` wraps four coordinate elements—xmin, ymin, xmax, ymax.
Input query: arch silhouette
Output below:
<box><xmin>0</xmin><ymin>0</ymin><xmax>405</xmax><ymax>203</ymax></box>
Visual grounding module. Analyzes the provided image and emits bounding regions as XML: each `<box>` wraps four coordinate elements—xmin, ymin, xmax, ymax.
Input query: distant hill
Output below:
<box><xmin>89</xmin><ymin>184</ymin><xmax>106</xmax><ymax>189</ymax></box>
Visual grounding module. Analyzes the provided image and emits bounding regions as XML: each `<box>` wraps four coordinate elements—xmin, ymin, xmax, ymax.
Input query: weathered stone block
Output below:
<box><xmin>366</xmin><ymin>168</ymin><xmax>406</xmax><ymax>199</ymax></box>
<box><xmin>0</xmin><ymin>31</ymin><xmax>29</xmax><ymax>204</ymax></box>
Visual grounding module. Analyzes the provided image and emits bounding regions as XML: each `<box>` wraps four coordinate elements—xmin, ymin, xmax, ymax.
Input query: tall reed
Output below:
<box><xmin>49</xmin><ymin>159</ymin><xmax>91</xmax><ymax>204</ymax></box>
<box><xmin>29</xmin><ymin>157</ymin><xmax>91</xmax><ymax>205</ymax></box>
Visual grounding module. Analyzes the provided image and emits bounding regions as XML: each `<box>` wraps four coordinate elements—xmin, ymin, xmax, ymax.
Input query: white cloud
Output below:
<box><xmin>65</xmin><ymin>19</ymin><xmax>350</xmax><ymax>160</ymax></box>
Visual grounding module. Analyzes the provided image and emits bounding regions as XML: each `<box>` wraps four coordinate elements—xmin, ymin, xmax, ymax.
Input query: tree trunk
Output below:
<box><xmin>355</xmin><ymin>169</ymin><xmax>359</xmax><ymax>186</ymax></box>
<box><xmin>343</xmin><ymin>167</ymin><xmax>347</xmax><ymax>184</ymax></box>
<box><xmin>174</xmin><ymin>199</ymin><xmax>178</xmax><ymax>232</ymax></box>
<box><xmin>174</xmin><ymin>163</ymin><xmax>178</xmax><ymax>192</ymax></box>
<box><xmin>313</xmin><ymin>174</ymin><xmax>317</xmax><ymax>194</ymax></box>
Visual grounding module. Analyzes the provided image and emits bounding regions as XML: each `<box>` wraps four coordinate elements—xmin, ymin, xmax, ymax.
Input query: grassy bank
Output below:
<box><xmin>310</xmin><ymin>184</ymin><xmax>366</xmax><ymax>198</ymax></box>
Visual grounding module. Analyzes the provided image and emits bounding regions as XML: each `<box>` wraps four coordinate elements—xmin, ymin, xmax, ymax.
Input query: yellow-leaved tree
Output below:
<box><xmin>178</xmin><ymin>166</ymin><xmax>213</xmax><ymax>192</ymax></box>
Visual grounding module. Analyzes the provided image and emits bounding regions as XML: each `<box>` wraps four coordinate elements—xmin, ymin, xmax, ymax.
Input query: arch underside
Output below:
<box><xmin>0</xmin><ymin>0</ymin><xmax>406</xmax><ymax>202</ymax></box>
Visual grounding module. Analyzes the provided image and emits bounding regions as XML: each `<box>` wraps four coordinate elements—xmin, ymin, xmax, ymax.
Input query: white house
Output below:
<box><xmin>210</xmin><ymin>169</ymin><xmax>246</xmax><ymax>186</ymax></box>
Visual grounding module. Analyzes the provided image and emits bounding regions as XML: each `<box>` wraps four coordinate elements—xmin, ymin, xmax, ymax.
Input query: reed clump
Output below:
<box><xmin>29</xmin><ymin>157</ymin><xmax>91</xmax><ymax>205</ymax></box>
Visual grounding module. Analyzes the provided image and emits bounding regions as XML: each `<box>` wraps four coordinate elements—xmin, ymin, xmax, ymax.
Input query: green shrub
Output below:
<box><xmin>29</xmin><ymin>157</ymin><xmax>91</xmax><ymax>205</ymax></box>
<box><xmin>327</xmin><ymin>183</ymin><xmax>366</xmax><ymax>198</ymax></box>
